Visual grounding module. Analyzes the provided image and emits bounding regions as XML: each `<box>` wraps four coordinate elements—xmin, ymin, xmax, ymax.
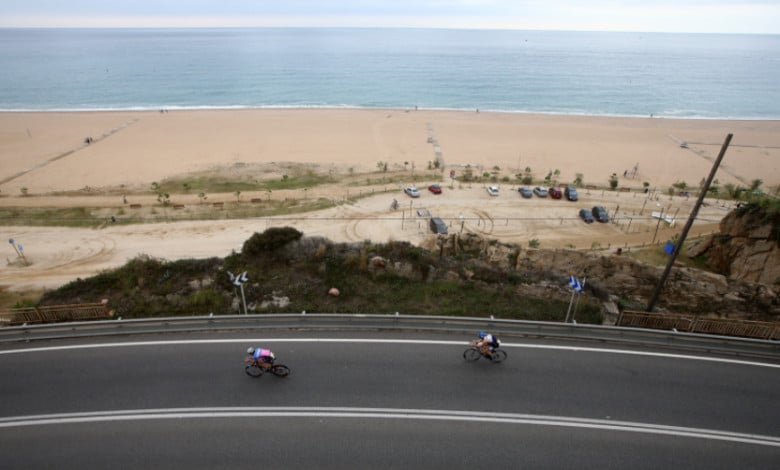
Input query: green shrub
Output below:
<box><xmin>189</xmin><ymin>288</ymin><xmax>227</xmax><ymax>312</ymax></box>
<box><xmin>242</xmin><ymin>227</ymin><xmax>303</xmax><ymax>256</ymax></box>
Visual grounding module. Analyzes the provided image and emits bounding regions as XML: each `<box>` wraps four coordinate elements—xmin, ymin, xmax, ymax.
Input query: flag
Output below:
<box><xmin>568</xmin><ymin>275</ymin><xmax>582</xmax><ymax>293</ymax></box>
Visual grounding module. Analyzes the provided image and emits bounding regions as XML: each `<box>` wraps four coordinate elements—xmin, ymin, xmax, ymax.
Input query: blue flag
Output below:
<box><xmin>568</xmin><ymin>275</ymin><xmax>582</xmax><ymax>293</ymax></box>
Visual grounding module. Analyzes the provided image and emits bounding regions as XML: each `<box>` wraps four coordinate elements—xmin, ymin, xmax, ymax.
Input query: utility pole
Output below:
<box><xmin>647</xmin><ymin>134</ymin><xmax>732</xmax><ymax>312</ymax></box>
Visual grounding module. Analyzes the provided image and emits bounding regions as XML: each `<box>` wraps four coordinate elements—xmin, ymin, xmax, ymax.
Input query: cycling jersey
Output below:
<box><xmin>483</xmin><ymin>334</ymin><xmax>499</xmax><ymax>348</ymax></box>
<box><xmin>253</xmin><ymin>348</ymin><xmax>275</xmax><ymax>362</ymax></box>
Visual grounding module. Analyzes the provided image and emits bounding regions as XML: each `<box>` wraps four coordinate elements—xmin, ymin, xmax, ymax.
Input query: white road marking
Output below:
<box><xmin>0</xmin><ymin>407</ymin><xmax>778</xmax><ymax>447</ymax></box>
<box><xmin>1</xmin><ymin>338</ymin><xmax>778</xmax><ymax>368</ymax></box>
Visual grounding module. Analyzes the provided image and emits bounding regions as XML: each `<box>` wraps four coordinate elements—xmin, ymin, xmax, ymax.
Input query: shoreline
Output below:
<box><xmin>2</xmin><ymin>106</ymin><xmax>779</xmax><ymax>122</ymax></box>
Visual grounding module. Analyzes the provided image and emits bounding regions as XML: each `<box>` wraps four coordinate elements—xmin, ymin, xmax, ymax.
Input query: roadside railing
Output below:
<box><xmin>618</xmin><ymin>311</ymin><xmax>780</xmax><ymax>341</ymax></box>
<box><xmin>0</xmin><ymin>313</ymin><xmax>777</xmax><ymax>361</ymax></box>
<box><xmin>0</xmin><ymin>300</ymin><xmax>112</xmax><ymax>326</ymax></box>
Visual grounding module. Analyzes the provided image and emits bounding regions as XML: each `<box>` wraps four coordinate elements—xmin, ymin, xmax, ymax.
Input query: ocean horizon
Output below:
<box><xmin>1</xmin><ymin>28</ymin><xmax>778</xmax><ymax>119</ymax></box>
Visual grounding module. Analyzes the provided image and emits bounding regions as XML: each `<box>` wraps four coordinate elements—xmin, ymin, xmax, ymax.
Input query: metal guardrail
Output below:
<box><xmin>0</xmin><ymin>314</ymin><xmax>777</xmax><ymax>361</ymax></box>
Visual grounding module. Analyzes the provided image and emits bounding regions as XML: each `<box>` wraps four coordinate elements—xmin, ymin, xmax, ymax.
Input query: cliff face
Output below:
<box><xmin>432</xmin><ymin>226</ymin><xmax>778</xmax><ymax>320</ymax></box>
<box><xmin>687</xmin><ymin>205</ymin><xmax>780</xmax><ymax>285</ymax></box>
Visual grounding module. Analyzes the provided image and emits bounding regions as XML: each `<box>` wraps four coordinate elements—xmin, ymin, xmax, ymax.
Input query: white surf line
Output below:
<box><xmin>1</xmin><ymin>338</ymin><xmax>778</xmax><ymax>369</ymax></box>
<box><xmin>0</xmin><ymin>407</ymin><xmax>778</xmax><ymax>448</ymax></box>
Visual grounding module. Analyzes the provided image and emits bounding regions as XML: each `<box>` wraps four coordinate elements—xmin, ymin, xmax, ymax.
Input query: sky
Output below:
<box><xmin>1</xmin><ymin>1</ymin><xmax>778</xmax><ymax>34</ymax></box>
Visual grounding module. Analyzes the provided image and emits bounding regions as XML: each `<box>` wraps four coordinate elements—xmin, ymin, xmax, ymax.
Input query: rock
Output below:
<box><xmin>753</xmin><ymin>284</ymin><xmax>777</xmax><ymax>309</ymax></box>
<box><xmin>601</xmin><ymin>299</ymin><xmax>621</xmax><ymax>325</ymax></box>
<box><xmin>260</xmin><ymin>294</ymin><xmax>290</xmax><ymax>309</ymax></box>
<box><xmin>692</xmin><ymin>270</ymin><xmax>729</xmax><ymax>295</ymax></box>
<box><xmin>368</xmin><ymin>256</ymin><xmax>387</xmax><ymax>271</ymax></box>
<box><xmin>686</xmin><ymin>235</ymin><xmax>713</xmax><ymax>258</ymax></box>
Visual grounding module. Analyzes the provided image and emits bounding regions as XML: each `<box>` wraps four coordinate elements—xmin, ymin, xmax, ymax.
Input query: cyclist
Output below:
<box><xmin>474</xmin><ymin>331</ymin><xmax>500</xmax><ymax>357</ymax></box>
<box><xmin>247</xmin><ymin>347</ymin><xmax>275</xmax><ymax>369</ymax></box>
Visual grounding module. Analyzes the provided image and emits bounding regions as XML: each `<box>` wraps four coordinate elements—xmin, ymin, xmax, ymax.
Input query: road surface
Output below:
<box><xmin>1</xmin><ymin>331</ymin><xmax>778</xmax><ymax>468</ymax></box>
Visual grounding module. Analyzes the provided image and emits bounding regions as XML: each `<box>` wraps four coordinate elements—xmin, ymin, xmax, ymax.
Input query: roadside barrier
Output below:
<box><xmin>618</xmin><ymin>311</ymin><xmax>779</xmax><ymax>341</ymax></box>
<box><xmin>0</xmin><ymin>300</ymin><xmax>111</xmax><ymax>326</ymax></box>
<box><xmin>0</xmin><ymin>313</ymin><xmax>777</xmax><ymax>360</ymax></box>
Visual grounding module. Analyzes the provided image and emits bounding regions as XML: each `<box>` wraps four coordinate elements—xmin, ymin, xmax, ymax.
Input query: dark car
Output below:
<box><xmin>430</xmin><ymin>217</ymin><xmax>448</xmax><ymax>234</ymax></box>
<box><xmin>564</xmin><ymin>185</ymin><xmax>579</xmax><ymax>201</ymax></box>
<box><xmin>549</xmin><ymin>187</ymin><xmax>562</xmax><ymax>199</ymax></box>
<box><xmin>518</xmin><ymin>187</ymin><xmax>533</xmax><ymax>198</ymax></box>
<box><xmin>592</xmin><ymin>205</ymin><xmax>609</xmax><ymax>223</ymax></box>
<box><xmin>428</xmin><ymin>183</ymin><xmax>442</xmax><ymax>194</ymax></box>
<box><xmin>578</xmin><ymin>208</ymin><xmax>594</xmax><ymax>223</ymax></box>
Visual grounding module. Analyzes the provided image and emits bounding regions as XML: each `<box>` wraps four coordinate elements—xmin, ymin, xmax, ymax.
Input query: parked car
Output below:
<box><xmin>487</xmin><ymin>186</ymin><xmax>499</xmax><ymax>196</ymax></box>
<box><xmin>564</xmin><ymin>185</ymin><xmax>579</xmax><ymax>201</ymax></box>
<box><xmin>549</xmin><ymin>187</ymin><xmax>562</xmax><ymax>199</ymax></box>
<box><xmin>518</xmin><ymin>186</ymin><xmax>533</xmax><ymax>198</ymax></box>
<box><xmin>430</xmin><ymin>217</ymin><xmax>448</xmax><ymax>234</ymax></box>
<box><xmin>404</xmin><ymin>186</ymin><xmax>420</xmax><ymax>198</ymax></box>
<box><xmin>578</xmin><ymin>208</ymin><xmax>594</xmax><ymax>224</ymax></box>
<box><xmin>533</xmin><ymin>186</ymin><xmax>548</xmax><ymax>197</ymax></box>
<box><xmin>592</xmin><ymin>205</ymin><xmax>609</xmax><ymax>223</ymax></box>
<box><xmin>428</xmin><ymin>183</ymin><xmax>442</xmax><ymax>194</ymax></box>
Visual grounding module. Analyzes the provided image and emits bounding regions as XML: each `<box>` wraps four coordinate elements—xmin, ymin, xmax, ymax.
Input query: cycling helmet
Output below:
<box><xmin>478</xmin><ymin>331</ymin><xmax>487</xmax><ymax>339</ymax></box>
<box><xmin>247</xmin><ymin>347</ymin><xmax>255</xmax><ymax>355</ymax></box>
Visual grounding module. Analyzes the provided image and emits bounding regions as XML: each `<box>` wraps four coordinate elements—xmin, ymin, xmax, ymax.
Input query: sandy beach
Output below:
<box><xmin>1</xmin><ymin>108</ymin><xmax>778</xmax><ymax>291</ymax></box>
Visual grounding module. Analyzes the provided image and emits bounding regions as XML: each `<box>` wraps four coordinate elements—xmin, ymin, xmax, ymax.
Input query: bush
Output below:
<box><xmin>242</xmin><ymin>227</ymin><xmax>303</xmax><ymax>256</ymax></box>
<box><xmin>189</xmin><ymin>288</ymin><xmax>227</xmax><ymax>312</ymax></box>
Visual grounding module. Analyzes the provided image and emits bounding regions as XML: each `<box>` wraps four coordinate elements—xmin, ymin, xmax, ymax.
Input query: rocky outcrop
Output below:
<box><xmin>687</xmin><ymin>205</ymin><xmax>780</xmax><ymax>285</ymax></box>
<box><xmin>418</xmin><ymin>225</ymin><xmax>779</xmax><ymax>319</ymax></box>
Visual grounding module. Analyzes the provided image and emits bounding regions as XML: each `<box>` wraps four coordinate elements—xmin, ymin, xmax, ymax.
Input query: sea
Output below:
<box><xmin>1</xmin><ymin>28</ymin><xmax>778</xmax><ymax>119</ymax></box>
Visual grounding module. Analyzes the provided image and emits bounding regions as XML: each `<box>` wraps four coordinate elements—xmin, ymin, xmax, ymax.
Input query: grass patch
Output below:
<box><xmin>0</xmin><ymin>197</ymin><xmax>341</xmax><ymax>227</ymax></box>
<box><xmin>160</xmin><ymin>170</ymin><xmax>336</xmax><ymax>195</ymax></box>
<box><xmin>0</xmin><ymin>287</ymin><xmax>44</xmax><ymax>309</ymax></box>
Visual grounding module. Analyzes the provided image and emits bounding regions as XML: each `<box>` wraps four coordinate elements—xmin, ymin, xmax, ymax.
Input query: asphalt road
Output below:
<box><xmin>1</xmin><ymin>331</ymin><xmax>778</xmax><ymax>469</ymax></box>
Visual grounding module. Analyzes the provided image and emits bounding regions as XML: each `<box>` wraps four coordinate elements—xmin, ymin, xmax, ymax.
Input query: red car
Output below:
<box><xmin>549</xmin><ymin>187</ymin><xmax>562</xmax><ymax>199</ymax></box>
<box><xmin>428</xmin><ymin>183</ymin><xmax>443</xmax><ymax>194</ymax></box>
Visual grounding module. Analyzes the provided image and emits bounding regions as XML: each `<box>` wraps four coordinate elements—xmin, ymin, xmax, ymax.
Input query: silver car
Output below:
<box><xmin>533</xmin><ymin>186</ymin><xmax>548</xmax><ymax>197</ymax></box>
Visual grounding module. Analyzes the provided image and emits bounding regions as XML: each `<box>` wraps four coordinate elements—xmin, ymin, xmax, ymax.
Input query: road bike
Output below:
<box><xmin>463</xmin><ymin>341</ymin><xmax>507</xmax><ymax>363</ymax></box>
<box><xmin>244</xmin><ymin>357</ymin><xmax>291</xmax><ymax>378</ymax></box>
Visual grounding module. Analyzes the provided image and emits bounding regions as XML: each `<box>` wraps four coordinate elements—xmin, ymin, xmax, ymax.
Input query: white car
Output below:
<box><xmin>487</xmin><ymin>186</ymin><xmax>499</xmax><ymax>196</ymax></box>
<box><xmin>404</xmin><ymin>186</ymin><xmax>421</xmax><ymax>198</ymax></box>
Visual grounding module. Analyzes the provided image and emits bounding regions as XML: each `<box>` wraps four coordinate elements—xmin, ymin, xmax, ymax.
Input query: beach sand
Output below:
<box><xmin>1</xmin><ymin>109</ymin><xmax>778</xmax><ymax>291</ymax></box>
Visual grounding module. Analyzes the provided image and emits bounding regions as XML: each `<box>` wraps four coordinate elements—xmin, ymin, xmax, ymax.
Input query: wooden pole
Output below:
<box><xmin>647</xmin><ymin>134</ymin><xmax>733</xmax><ymax>312</ymax></box>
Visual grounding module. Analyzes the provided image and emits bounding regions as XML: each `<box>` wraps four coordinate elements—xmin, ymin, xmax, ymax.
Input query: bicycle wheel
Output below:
<box><xmin>245</xmin><ymin>364</ymin><xmax>264</xmax><ymax>377</ymax></box>
<box><xmin>490</xmin><ymin>350</ymin><xmax>508</xmax><ymax>363</ymax></box>
<box><xmin>271</xmin><ymin>365</ymin><xmax>290</xmax><ymax>377</ymax></box>
<box><xmin>463</xmin><ymin>347</ymin><xmax>481</xmax><ymax>362</ymax></box>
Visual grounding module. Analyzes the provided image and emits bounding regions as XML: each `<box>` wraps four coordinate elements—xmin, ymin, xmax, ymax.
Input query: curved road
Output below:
<box><xmin>1</xmin><ymin>331</ymin><xmax>778</xmax><ymax>469</ymax></box>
